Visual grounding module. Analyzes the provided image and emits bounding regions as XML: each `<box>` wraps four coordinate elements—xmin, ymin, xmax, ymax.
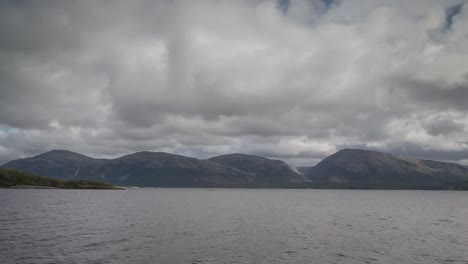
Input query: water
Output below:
<box><xmin>0</xmin><ymin>189</ymin><xmax>467</xmax><ymax>264</ymax></box>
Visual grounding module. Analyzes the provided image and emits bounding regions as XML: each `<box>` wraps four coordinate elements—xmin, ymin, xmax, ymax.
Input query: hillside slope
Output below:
<box><xmin>2</xmin><ymin>151</ymin><xmax>309</xmax><ymax>187</ymax></box>
<box><xmin>5</xmin><ymin>149</ymin><xmax>468</xmax><ymax>189</ymax></box>
<box><xmin>306</xmin><ymin>149</ymin><xmax>468</xmax><ymax>189</ymax></box>
<box><xmin>95</xmin><ymin>152</ymin><xmax>256</xmax><ymax>187</ymax></box>
<box><xmin>209</xmin><ymin>153</ymin><xmax>308</xmax><ymax>184</ymax></box>
<box><xmin>3</xmin><ymin>150</ymin><xmax>106</xmax><ymax>180</ymax></box>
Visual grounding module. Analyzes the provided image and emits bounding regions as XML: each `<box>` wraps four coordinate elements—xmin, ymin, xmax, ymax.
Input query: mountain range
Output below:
<box><xmin>3</xmin><ymin>149</ymin><xmax>468</xmax><ymax>189</ymax></box>
<box><xmin>2</xmin><ymin>150</ymin><xmax>308</xmax><ymax>187</ymax></box>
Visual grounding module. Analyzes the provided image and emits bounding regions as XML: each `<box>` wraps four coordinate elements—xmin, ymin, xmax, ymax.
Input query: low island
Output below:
<box><xmin>0</xmin><ymin>168</ymin><xmax>120</xmax><ymax>189</ymax></box>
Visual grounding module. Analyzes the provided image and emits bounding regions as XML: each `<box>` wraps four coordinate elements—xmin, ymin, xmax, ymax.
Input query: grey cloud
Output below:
<box><xmin>1</xmin><ymin>0</ymin><xmax>468</xmax><ymax>166</ymax></box>
<box><xmin>390</xmin><ymin>76</ymin><xmax>468</xmax><ymax>112</ymax></box>
<box><xmin>423</xmin><ymin>117</ymin><xmax>465</xmax><ymax>136</ymax></box>
<box><xmin>445</xmin><ymin>2</ymin><xmax>465</xmax><ymax>30</ymax></box>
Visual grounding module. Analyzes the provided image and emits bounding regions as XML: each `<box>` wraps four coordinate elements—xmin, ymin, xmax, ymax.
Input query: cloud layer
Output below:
<box><xmin>1</xmin><ymin>0</ymin><xmax>468</xmax><ymax>165</ymax></box>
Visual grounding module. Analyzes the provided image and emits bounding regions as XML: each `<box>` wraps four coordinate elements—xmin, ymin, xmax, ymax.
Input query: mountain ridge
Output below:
<box><xmin>306</xmin><ymin>148</ymin><xmax>468</xmax><ymax>189</ymax></box>
<box><xmin>3</xmin><ymin>149</ymin><xmax>468</xmax><ymax>189</ymax></box>
<box><xmin>2</xmin><ymin>150</ymin><xmax>307</xmax><ymax>187</ymax></box>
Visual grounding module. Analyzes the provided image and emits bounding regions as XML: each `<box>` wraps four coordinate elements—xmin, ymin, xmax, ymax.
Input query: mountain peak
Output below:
<box><xmin>42</xmin><ymin>149</ymin><xmax>77</xmax><ymax>154</ymax></box>
<box><xmin>116</xmin><ymin>151</ymin><xmax>191</xmax><ymax>161</ymax></box>
<box><xmin>307</xmin><ymin>148</ymin><xmax>468</xmax><ymax>189</ymax></box>
<box><xmin>211</xmin><ymin>153</ymin><xmax>274</xmax><ymax>161</ymax></box>
<box><xmin>43</xmin><ymin>149</ymin><xmax>74</xmax><ymax>154</ymax></box>
<box><xmin>37</xmin><ymin>149</ymin><xmax>93</xmax><ymax>159</ymax></box>
<box><xmin>336</xmin><ymin>148</ymin><xmax>389</xmax><ymax>155</ymax></box>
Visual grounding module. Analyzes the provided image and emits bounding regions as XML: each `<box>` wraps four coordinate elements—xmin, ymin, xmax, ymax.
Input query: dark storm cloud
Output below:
<box><xmin>445</xmin><ymin>2</ymin><xmax>465</xmax><ymax>30</ymax></box>
<box><xmin>391</xmin><ymin>76</ymin><xmax>468</xmax><ymax>111</ymax></box>
<box><xmin>1</xmin><ymin>0</ymin><xmax>468</xmax><ymax>166</ymax></box>
<box><xmin>423</xmin><ymin>118</ymin><xmax>465</xmax><ymax>136</ymax></box>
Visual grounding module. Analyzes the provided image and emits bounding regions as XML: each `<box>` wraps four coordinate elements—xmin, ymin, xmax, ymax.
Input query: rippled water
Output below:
<box><xmin>1</xmin><ymin>188</ymin><xmax>467</xmax><ymax>264</ymax></box>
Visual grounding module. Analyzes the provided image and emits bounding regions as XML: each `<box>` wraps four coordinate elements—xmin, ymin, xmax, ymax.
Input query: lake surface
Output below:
<box><xmin>1</xmin><ymin>188</ymin><xmax>467</xmax><ymax>264</ymax></box>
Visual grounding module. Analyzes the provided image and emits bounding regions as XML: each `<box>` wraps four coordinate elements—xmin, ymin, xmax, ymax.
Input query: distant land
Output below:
<box><xmin>0</xmin><ymin>167</ymin><xmax>119</xmax><ymax>189</ymax></box>
<box><xmin>2</xmin><ymin>149</ymin><xmax>468</xmax><ymax>190</ymax></box>
<box><xmin>305</xmin><ymin>149</ymin><xmax>468</xmax><ymax>190</ymax></box>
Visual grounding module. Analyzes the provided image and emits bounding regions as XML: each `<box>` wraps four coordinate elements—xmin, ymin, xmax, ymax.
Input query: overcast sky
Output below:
<box><xmin>1</xmin><ymin>0</ymin><xmax>468</xmax><ymax>166</ymax></box>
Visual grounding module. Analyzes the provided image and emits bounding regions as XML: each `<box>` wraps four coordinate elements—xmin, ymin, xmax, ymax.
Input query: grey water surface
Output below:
<box><xmin>1</xmin><ymin>188</ymin><xmax>467</xmax><ymax>264</ymax></box>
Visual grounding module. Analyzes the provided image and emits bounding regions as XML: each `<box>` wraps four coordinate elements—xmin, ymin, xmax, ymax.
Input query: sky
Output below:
<box><xmin>1</xmin><ymin>0</ymin><xmax>468</xmax><ymax>166</ymax></box>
